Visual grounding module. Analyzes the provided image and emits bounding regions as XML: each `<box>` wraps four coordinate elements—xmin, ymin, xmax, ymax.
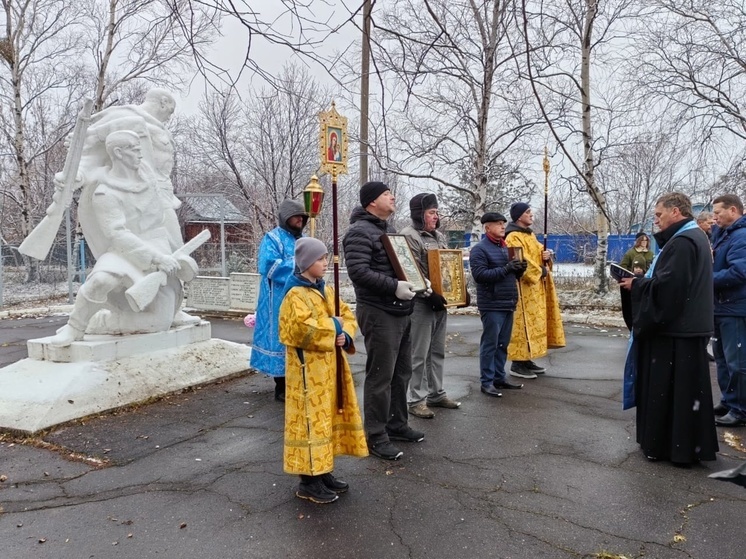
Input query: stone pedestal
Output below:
<box><xmin>28</xmin><ymin>321</ymin><xmax>212</xmax><ymax>363</ymax></box>
<box><xmin>0</xmin><ymin>322</ymin><xmax>251</xmax><ymax>434</ymax></box>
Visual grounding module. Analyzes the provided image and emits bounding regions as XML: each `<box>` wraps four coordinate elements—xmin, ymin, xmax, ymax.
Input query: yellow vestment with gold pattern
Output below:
<box><xmin>278</xmin><ymin>284</ymin><xmax>368</xmax><ymax>475</ymax></box>
<box><xmin>505</xmin><ymin>229</ymin><xmax>565</xmax><ymax>360</ymax></box>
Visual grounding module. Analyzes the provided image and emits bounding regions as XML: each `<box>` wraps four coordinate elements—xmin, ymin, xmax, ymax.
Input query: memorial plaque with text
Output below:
<box><xmin>230</xmin><ymin>273</ymin><xmax>261</xmax><ymax>311</ymax></box>
<box><xmin>187</xmin><ymin>276</ymin><xmax>231</xmax><ymax>311</ymax></box>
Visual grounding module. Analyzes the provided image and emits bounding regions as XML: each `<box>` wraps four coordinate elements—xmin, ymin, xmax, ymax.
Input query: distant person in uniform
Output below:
<box><xmin>620</xmin><ymin>232</ymin><xmax>654</xmax><ymax>274</ymax></box>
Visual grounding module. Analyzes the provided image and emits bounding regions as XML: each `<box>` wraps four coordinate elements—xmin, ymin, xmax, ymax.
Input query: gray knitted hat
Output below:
<box><xmin>295</xmin><ymin>237</ymin><xmax>328</xmax><ymax>272</ymax></box>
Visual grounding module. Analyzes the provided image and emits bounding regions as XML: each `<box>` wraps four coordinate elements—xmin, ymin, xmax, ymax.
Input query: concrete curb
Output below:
<box><xmin>1</xmin><ymin>304</ymin><xmax>627</xmax><ymax>328</ymax></box>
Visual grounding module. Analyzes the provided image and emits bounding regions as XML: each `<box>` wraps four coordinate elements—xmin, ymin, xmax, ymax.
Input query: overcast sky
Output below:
<box><xmin>178</xmin><ymin>3</ymin><xmax>361</xmax><ymax>116</ymax></box>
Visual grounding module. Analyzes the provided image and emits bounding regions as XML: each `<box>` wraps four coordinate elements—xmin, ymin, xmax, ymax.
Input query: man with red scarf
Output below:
<box><xmin>469</xmin><ymin>212</ymin><xmax>527</xmax><ymax>397</ymax></box>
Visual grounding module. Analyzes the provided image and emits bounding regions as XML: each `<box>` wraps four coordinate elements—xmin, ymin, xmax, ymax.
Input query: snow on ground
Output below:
<box><xmin>1</xmin><ymin>264</ymin><xmax>625</xmax><ymax>326</ymax></box>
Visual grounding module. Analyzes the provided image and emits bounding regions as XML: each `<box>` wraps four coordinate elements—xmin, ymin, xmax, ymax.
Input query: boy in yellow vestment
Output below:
<box><xmin>278</xmin><ymin>237</ymin><xmax>368</xmax><ymax>504</ymax></box>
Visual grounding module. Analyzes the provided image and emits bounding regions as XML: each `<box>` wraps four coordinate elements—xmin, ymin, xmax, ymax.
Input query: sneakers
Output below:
<box><xmin>715</xmin><ymin>411</ymin><xmax>746</xmax><ymax>427</ymax></box>
<box><xmin>409</xmin><ymin>402</ymin><xmax>435</xmax><ymax>419</ymax></box>
<box><xmin>320</xmin><ymin>472</ymin><xmax>349</xmax><ymax>494</ymax></box>
<box><xmin>524</xmin><ymin>360</ymin><xmax>546</xmax><ymax>374</ymax></box>
<box><xmin>510</xmin><ymin>361</ymin><xmax>538</xmax><ymax>379</ymax></box>
<box><xmin>428</xmin><ymin>396</ymin><xmax>461</xmax><ymax>409</ymax></box>
<box><xmin>368</xmin><ymin>441</ymin><xmax>404</xmax><ymax>460</ymax></box>
<box><xmin>386</xmin><ymin>426</ymin><xmax>425</xmax><ymax>443</ymax></box>
<box><xmin>296</xmin><ymin>475</ymin><xmax>339</xmax><ymax>504</ymax></box>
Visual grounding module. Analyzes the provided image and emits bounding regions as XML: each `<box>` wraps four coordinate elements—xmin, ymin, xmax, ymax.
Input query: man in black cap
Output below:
<box><xmin>400</xmin><ymin>193</ymin><xmax>462</xmax><ymax>419</ymax></box>
<box><xmin>342</xmin><ymin>181</ymin><xmax>425</xmax><ymax>460</ymax></box>
<box><xmin>505</xmin><ymin>202</ymin><xmax>565</xmax><ymax>378</ymax></box>
<box><xmin>469</xmin><ymin>212</ymin><xmax>527</xmax><ymax>396</ymax></box>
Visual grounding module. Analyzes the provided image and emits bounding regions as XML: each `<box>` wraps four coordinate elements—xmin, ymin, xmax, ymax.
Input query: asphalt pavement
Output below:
<box><xmin>0</xmin><ymin>314</ymin><xmax>744</xmax><ymax>559</ymax></box>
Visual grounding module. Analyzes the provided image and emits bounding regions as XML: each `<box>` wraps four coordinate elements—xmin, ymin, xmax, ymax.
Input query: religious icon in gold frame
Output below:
<box><xmin>318</xmin><ymin>101</ymin><xmax>348</xmax><ymax>176</ymax></box>
<box><xmin>427</xmin><ymin>249</ymin><xmax>467</xmax><ymax>307</ymax></box>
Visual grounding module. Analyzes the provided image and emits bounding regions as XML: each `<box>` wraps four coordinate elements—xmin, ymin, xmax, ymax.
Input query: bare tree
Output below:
<box><xmin>168</xmin><ymin>0</ymin><xmax>365</xmax><ymax>89</ymax></box>
<box><xmin>520</xmin><ymin>0</ymin><xmax>639</xmax><ymax>292</ymax></box>
<box><xmin>182</xmin><ymin>64</ymin><xmax>330</xmax><ymax>236</ymax></box>
<box><xmin>598</xmin><ymin>126</ymin><xmax>706</xmax><ymax>234</ymax></box>
<box><xmin>0</xmin><ymin>0</ymin><xmax>85</xmax><ymax>280</ymax></box>
<box><xmin>634</xmin><ymin>1</ymin><xmax>746</xmax><ymax>144</ymax></box>
<box><xmin>83</xmin><ymin>0</ymin><xmax>219</xmax><ymax>112</ymax></box>
<box><xmin>365</xmin><ymin>0</ymin><xmax>541</xmax><ymax>243</ymax></box>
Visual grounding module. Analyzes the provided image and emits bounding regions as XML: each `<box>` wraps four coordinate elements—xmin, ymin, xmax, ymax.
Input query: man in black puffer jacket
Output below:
<box><xmin>469</xmin><ymin>212</ymin><xmax>527</xmax><ymax>397</ymax></box>
<box><xmin>342</xmin><ymin>181</ymin><xmax>425</xmax><ymax>461</ymax></box>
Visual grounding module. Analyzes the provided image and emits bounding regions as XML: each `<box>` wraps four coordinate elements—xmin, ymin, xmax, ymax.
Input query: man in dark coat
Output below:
<box><xmin>342</xmin><ymin>181</ymin><xmax>424</xmax><ymax>461</ymax></box>
<box><xmin>711</xmin><ymin>194</ymin><xmax>746</xmax><ymax>426</ymax></box>
<box><xmin>469</xmin><ymin>212</ymin><xmax>527</xmax><ymax>397</ymax></box>
<box><xmin>619</xmin><ymin>192</ymin><xmax>718</xmax><ymax>465</ymax></box>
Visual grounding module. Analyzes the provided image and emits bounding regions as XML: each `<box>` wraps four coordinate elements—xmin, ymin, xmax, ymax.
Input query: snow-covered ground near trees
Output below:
<box><xmin>0</xmin><ymin>264</ymin><xmax>626</xmax><ymax>327</ymax></box>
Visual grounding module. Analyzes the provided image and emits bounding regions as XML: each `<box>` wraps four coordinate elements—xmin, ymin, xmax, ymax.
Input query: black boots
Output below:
<box><xmin>297</xmin><ymin>475</ymin><xmax>338</xmax><ymax>504</ymax></box>
<box><xmin>274</xmin><ymin>377</ymin><xmax>285</xmax><ymax>402</ymax></box>
<box><xmin>296</xmin><ymin>472</ymin><xmax>349</xmax><ymax>504</ymax></box>
<box><xmin>320</xmin><ymin>472</ymin><xmax>349</xmax><ymax>493</ymax></box>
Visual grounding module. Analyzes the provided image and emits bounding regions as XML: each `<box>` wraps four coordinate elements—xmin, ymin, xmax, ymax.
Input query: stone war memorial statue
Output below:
<box><xmin>21</xmin><ymin>89</ymin><xmax>201</xmax><ymax>346</ymax></box>
<box><xmin>1</xmin><ymin>90</ymin><xmax>250</xmax><ymax>434</ymax></box>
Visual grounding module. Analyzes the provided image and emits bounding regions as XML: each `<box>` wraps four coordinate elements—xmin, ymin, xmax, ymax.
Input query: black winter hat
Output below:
<box><xmin>409</xmin><ymin>193</ymin><xmax>438</xmax><ymax>229</ymax></box>
<box><xmin>360</xmin><ymin>181</ymin><xmax>390</xmax><ymax>208</ymax></box>
<box><xmin>481</xmin><ymin>212</ymin><xmax>507</xmax><ymax>224</ymax></box>
<box><xmin>510</xmin><ymin>202</ymin><xmax>530</xmax><ymax>222</ymax></box>
<box><xmin>635</xmin><ymin>231</ymin><xmax>648</xmax><ymax>239</ymax></box>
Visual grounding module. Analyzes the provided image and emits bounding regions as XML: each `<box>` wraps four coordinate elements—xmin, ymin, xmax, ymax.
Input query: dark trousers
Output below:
<box><xmin>713</xmin><ymin>316</ymin><xmax>746</xmax><ymax>419</ymax></box>
<box><xmin>356</xmin><ymin>302</ymin><xmax>412</xmax><ymax>445</ymax></box>
<box><xmin>479</xmin><ymin>310</ymin><xmax>514</xmax><ymax>388</ymax></box>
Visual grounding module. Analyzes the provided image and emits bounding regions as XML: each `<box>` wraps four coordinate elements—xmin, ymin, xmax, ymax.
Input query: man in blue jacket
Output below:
<box><xmin>469</xmin><ymin>212</ymin><xmax>527</xmax><ymax>397</ymax></box>
<box><xmin>712</xmin><ymin>194</ymin><xmax>746</xmax><ymax>426</ymax></box>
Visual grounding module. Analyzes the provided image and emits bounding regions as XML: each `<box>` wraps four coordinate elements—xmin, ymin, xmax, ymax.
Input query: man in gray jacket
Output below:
<box><xmin>401</xmin><ymin>193</ymin><xmax>461</xmax><ymax>418</ymax></box>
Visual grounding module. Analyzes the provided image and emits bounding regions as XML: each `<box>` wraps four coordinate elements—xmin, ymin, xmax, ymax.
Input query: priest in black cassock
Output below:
<box><xmin>619</xmin><ymin>192</ymin><xmax>718</xmax><ymax>465</ymax></box>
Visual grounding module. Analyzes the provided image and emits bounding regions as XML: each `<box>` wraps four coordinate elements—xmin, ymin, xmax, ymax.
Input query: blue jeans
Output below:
<box><xmin>713</xmin><ymin>316</ymin><xmax>746</xmax><ymax>419</ymax></box>
<box><xmin>479</xmin><ymin>310</ymin><xmax>514</xmax><ymax>388</ymax></box>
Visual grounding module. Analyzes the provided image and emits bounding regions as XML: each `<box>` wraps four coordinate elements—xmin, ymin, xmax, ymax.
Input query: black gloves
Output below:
<box><xmin>428</xmin><ymin>292</ymin><xmax>448</xmax><ymax>312</ymax></box>
<box><xmin>506</xmin><ymin>260</ymin><xmax>528</xmax><ymax>278</ymax></box>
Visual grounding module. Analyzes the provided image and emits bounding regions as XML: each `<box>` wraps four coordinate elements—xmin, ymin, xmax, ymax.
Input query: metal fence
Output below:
<box><xmin>1</xmin><ymin>233</ymin><xmax>639</xmax><ymax>310</ymax></box>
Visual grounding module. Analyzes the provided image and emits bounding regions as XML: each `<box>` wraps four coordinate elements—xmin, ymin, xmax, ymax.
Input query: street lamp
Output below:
<box><xmin>303</xmin><ymin>174</ymin><xmax>325</xmax><ymax>239</ymax></box>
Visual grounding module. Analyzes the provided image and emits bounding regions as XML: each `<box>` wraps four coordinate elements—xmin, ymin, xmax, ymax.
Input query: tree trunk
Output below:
<box><xmin>8</xmin><ymin>14</ymin><xmax>38</xmax><ymax>283</ymax></box>
<box><xmin>581</xmin><ymin>0</ymin><xmax>608</xmax><ymax>293</ymax></box>
<box><xmin>94</xmin><ymin>0</ymin><xmax>118</xmax><ymax>111</ymax></box>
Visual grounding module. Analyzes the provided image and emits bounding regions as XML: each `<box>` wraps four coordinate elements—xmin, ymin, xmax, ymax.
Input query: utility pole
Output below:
<box><xmin>359</xmin><ymin>0</ymin><xmax>372</xmax><ymax>185</ymax></box>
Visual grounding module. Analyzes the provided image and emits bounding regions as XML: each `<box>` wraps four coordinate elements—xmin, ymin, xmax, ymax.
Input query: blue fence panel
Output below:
<box><xmin>453</xmin><ymin>230</ymin><xmax>649</xmax><ymax>263</ymax></box>
<box><xmin>546</xmin><ymin>234</ymin><xmax>640</xmax><ymax>263</ymax></box>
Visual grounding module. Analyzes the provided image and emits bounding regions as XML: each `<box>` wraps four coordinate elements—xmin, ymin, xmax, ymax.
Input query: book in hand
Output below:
<box><xmin>609</xmin><ymin>263</ymin><xmax>635</xmax><ymax>282</ymax></box>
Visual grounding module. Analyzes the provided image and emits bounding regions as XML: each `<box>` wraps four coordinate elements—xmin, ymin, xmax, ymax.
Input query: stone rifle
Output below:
<box><xmin>124</xmin><ymin>229</ymin><xmax>211</xmax><ymax>312</ymax></box>
<box><xmin>19</xmin><ymin>99</ymin><xmax>95</xmax><ymax>261</ymax></box>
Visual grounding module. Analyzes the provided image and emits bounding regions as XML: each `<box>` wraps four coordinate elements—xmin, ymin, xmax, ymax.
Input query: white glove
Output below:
<box><xmin>395</xmin><ymin>281</ymin><xmax>416</xmax><ymax>300</ymax></box>
<box><xmin>423</xmin><ymin>278</ymin><xmax>433</xmax><ymax>296</ymax></box>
